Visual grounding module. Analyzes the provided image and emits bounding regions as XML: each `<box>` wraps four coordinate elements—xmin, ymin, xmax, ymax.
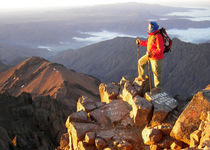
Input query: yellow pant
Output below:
<box><xmin>138</xmin><ymin>54</ymin><xmax>162</xmax><ymax>88</ymax></box>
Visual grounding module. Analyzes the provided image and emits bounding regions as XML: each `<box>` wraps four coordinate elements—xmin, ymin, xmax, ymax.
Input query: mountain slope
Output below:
<box><xmin>0</xmin><ymin>44</ymin><xmax>53</xmax><ymax>65</ymax></box>
<box><xmin>0</xmin><ymin>60</ymin><xmax>8</xmax><ymax>72</ymax></box>
<box><xmin>0</xmin><ymin>57</ymin><xmax>100</xmax><ymax>114</ymax></box>
<box><xmin>52</xmin><ymin>37</ymin><xmax>210</xmax><ymax>99</ymax></box>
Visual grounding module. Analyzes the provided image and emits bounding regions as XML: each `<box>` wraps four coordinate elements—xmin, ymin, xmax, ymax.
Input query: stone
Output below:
<box><xmin>84</xmin><ymin>132</ymin><xmax>96</xmax><ymax>145</ymax></box>
<box><xmin>67</xmin><ymin>110</ymin><xmax>91</xmax><ymax>123</ymax></box>
<box><xmin>96</xmin><ymin>129</ymin><xmax>115</xmax><ymax>142</ymax></box>
<box><xmin>119</xmin><ymin>76</ymin><xmax>133</xmax><ymax>86</ymax></box>
<box><xmin>77</xmin><ymin>96</ymin><xmax>102</xmax><ymax>112</ymax></box>
<box><xmin>117</xmin><ymin>140</ymin><xmax>133</xmax><ymax>150</ymax></box>
<box><xmin>170</xmin><ymin>141</ymin><xmax>183</xmax><ymax>150</ymax></box>
<box><xmin>142</xmin><ymin>127</ymin><xmax>163</xmax><ymax>145</ymax></box>
<box><xmin>150</xmin><ymin>144</ymin><xmax>161</xmax><ymax>150</ymax></box>
<box><xmin>58</xmin><ymin>133</ymin><xmax>69</xmax><ymax>150</ymax></box>
<box><xmin>78</xmin><ymin>141</ymin><xmax>97</xmax><ymax>150</ymax></box>
<box><xmin>198</xmin><ymin>121</ymin><xmax>210</xmax><ymax>149</ymax></box>
<box><xmin>120</xmin><ymin>82</ymin><xmax>138</xmax><ymax>104</ymax></box>
<box><xmin>170</xmin><ymin>90</ymin><xmax>210</xmax><ymax>145</ymax></box>
<box><xmin>145</xmin><ymin>91</ymin><xmax>178</xmax><ymax>125</ymax></box>
<box><xmin>99</xmin><ymin>83</ymin><xmax>119</xmax><ymax>104</ymax></box>
<box><xmin>190</xmin><ymin>130</ymin><xmax>202</xmax><ymax>147</ymax></box>
<box><xmin>153</xmin><ymin>124</ymin><xmax>173</xmax><ymax>135</ymax></box>
<box><xmin>67</xmin><ymin>122</ymin><xmax>99</xmax><ymax>150</ymax></box>
<box><xmin>95</xmin><ymin>138</ymin><xmax>107</xmax><ymax>150</ymax></box>
<box><xmin>133</xmin><ymin>77</ymin><xmax>149</xmax><ymax>97</ymax></box>
<box><xmin>130</xmin><ymin>96</ymin><xmax>153</xmax><ymax>128</ymax></box>
<box><xmin>89</xmin><ymin>100</ymin><xmax>131</xmax><ymax>126</ymax></box>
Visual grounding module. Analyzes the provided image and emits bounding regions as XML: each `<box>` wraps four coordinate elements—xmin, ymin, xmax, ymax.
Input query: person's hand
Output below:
<box><xmin>136</xmin><ymin>38</ymin><xmax>141</xmax><ymax>46</ymax></box>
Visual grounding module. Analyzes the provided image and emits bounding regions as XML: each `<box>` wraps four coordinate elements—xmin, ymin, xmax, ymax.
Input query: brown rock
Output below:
<box><xmin>190</xmin><ymin>130</ymin><xmax>202</xmax><ymax>148</ymax></box>
<box><xmin>150</xmin><ymin>144</ymin><xmax>161</xmax><ymax>150</ymax></box>
<box><xmin>142</xmin><ymin>127</ymin><xmax>163</xmax><ymax>145</ymax></box>
<box><xmin>99</xmin><ymin>83</ymin><xmax>119</xmax><ymax>104</ymax></box>
<box><xmin>77</xmin><ymin>96</ymin><xmax>103</xmax><ymax>112</ymax></box>
<box><xmin>170</xmin><ymin>91</ymin><xmax>210</xmax><ymax>145</ymax></box>
<box><xmin>78</xmin><ymin>141</ymin><xmax>97</xmax><ymax>150</ymax></box>
<box><xmin>89</xmin><ymin>100</ymin><xmax>131</xmax><ymax>126</ymax></box>
<box><xmin>57</xmin><ymin>133</ymin><xmax>69</xmax><ymax>150</ymax></box>
<box><xmin>130</xmin><ymin>96</ymin><xmax>153</xmax><ymax>128</ymax></box>
<box><xmin>153</xmin><ymin>124</ymin><xmax>173</xmax><ymax>135</ymax></box>
<box><xmin>95</xmin><ymin>138</ymin><xmax>107</xmax><ymax>150</ymax></box>
<box><xmin>84</xmin><ymin>132</ymin><xmax>96</xmax><ymax>145</ymax></box>
<box><xmin>117</xmin><ymin>140</ymin><xmax>133</xmax><ymax>150</ymax></box>
<box><xmin>67</xmin><ymin>110</ymin><xmax>91</xmax><ymax>123</ymax></box>
<box><xmin>198</xmin><ymin>122</ymin><xmax>210</xmax><ymax>149</ymax></box>
<box><xmin>133</xmin><ymin>77</ymin><xmax>149</xmax><ymax>97</ymax></box>
<box><xmin>96</xmin><ymin>129</ymin><xmax>115</xmax><ymax>143</ymax></box>
<box><xmin>170</xmin><ymin>141</ymin><xmax>183</xmax><ymax>150</ymax></box>
<box><xmin>120</xmin><ymin>82</ymin><xmax>138</xmax><ymax>104</ymax></box>
<box><xmin>67</xmin><ymin>122</ymin><xmax>99</xmax><ymax>150</ymax></box>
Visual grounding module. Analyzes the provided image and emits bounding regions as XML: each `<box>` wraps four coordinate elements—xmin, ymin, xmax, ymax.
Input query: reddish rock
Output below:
<box><xmin>170</xmin><ymin>91</ymin><xmax>210</xmax><ymax>144</ymax></box>
<box><xmin>120</xmin><ymin>82</ymin><xmax>138</xmax><ymax>103</ymax></box>
<box><xmin>190</xmin><ymin>130</ymin><xmax>202</xmax><ymax>148</ymax></box>
<box><xmin>77</xmin><ymin>96</ymin><xmax>103</xmax><ymax>113</ymax></box>
<box><xmin>95</xmin><ymin>138</ymin><xmax>107</xmax><ymax>150</ymax></box>
<box><xmin>133</xmin><ymin>77</ymin><xmax>149</xmax><ymax>97</ymax></box>
<box><xmin>117</xmin><ymin>140</ymin><xmax>133</xmax><ymax>150</ymax></box>
<box><xmin>67</xmin><ymin>110</ymin><xmax>91</xmax><ymax>123</ymax></box>
<box><xmin>78</xmin><ymin>141</ymin><xmax>97</xmax><ymax>150</ymax></box>
<box><xmin>153</xmin><ymin>124</ymin><xmax>173</xmax><ymax>135</ymax></box>
<box><xmin>84</xmin><ymin>132</ymin><xmax>96</xmax><ymax>145</ymax></box>
<box><xmin>99</xmin><ymin>83</ymin><xmax>119</xmax><ymax>104</ymax></box>
<box><xmin>142</xmin><ymin>127</ymin><xmax>163</xmax><ymax>145</ymax></box>
<box><xmin>130</xmin><ymin>96</ymin><xmax>153</xmax><ymax>128</ymax></box>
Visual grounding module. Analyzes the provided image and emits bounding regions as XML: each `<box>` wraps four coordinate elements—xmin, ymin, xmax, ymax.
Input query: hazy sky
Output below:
<box><xmin>0</xmin><ymin>0</ymin><xmax>209</xmax><ymax>10</ymax></box>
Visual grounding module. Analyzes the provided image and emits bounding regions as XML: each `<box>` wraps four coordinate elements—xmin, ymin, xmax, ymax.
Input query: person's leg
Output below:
<box><xmin>150</xmin><ymin>59</ymin><xmax>162</xmax><ymax>88</ymax></box>
<box><xmin>138</xmin><ymin>54</ymin><xmax>149</xmax><ymax>80</ymax></box>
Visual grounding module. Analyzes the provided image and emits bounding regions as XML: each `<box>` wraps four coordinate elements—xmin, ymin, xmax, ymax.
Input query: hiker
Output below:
<box><xmin>136</xmin><ymin>21</ymin><xmax>164</xmax><ymax>91</ymax></box>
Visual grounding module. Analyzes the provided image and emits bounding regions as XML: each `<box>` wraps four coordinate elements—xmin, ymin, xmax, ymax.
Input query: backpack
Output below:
<box><xmin>154</xmin><ymin>28</ymin><xmax>172</xmax><ymax>53</ymax></box>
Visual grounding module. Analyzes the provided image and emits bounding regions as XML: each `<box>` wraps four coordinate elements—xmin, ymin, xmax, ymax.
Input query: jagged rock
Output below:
<box><xmin>153</xmin><ymin>124</ymin><xmax>173</xmax><ymax>135</ymax></box>
<box><xmin>84</xmin><ymin>132</ymin><xmax>96</xmax><ymax>145</ymax></box>
<box><xmin>190</xmin><ymin>130</ymin><xmax>202</xmax><ymax>147</ymax></box>
<box><xmin>96</xmin><ymin>129</ymin><xmax>115</xmax><ymax>143</ymax></box>
<box><xmin>119</xmin><ymin>82</ymin><xmax>138</xmax><ymax>103</ymax></box>
<box><xmin>117</xmin><ymin>140</ymin><xmax>133</xmax><ymax>150</ymax></box>
<box><xmin>145</xmin><ymin>91</ymin><xmax>178</xmax><ymax>125</ymax></box>
<box><xmin>55</xmin><ymin>133</ymin><xmax>69</xmax><ymax>150</ymax></box>
<box><xmin>99</xmin><ymin>83</ymin><xmax>120</xmax><ymax>104</ymax></box>
<box><xmin>78</xmin><ymin>141</ymin><xmax>97</xmax><ymax>150</ymax></box>
<box><xmin>77</xmin><ymin>96</ymin><xmax>104</xmax><ymax>112</ymax></box>
<box><xmin>170</xmin><ymin>90</ymin><xmax>210</xmax><ymax>144</ymax></box>
<box><xmin>133</xmin><ymin>77</ymin><xmax>149</xmax><ymax>97</ymax></box>
<box><xmin>89</xmin><ymin>100</ymin><xmax>131</xmax><ymax>126</ymax></box>
<box><xmin>142</xmin><ymin>127</ymin><xmax>163</xmax><ymax>145</ymax></box>
<box><xmin>67</xmin><ymin>110</ymin><xmax>91</xmax><ymax>123</ymax></box>
<box><xmin>130</xmin><ymin>96</ymin><xmax>153</xmax><ymax>128</ymax></box>
<box><xmin>0</xmin><ymin>127</ymin><xmax>11</xmax><ymax>150</ymax></box>
<box><xmin>95</xmin><ymin>137</ymin><xmax>107</xmax><ymax>150</ymax></box>
<box><xmin>170</xmin><ymin>141</ymin><xmax>183</xmax><ymax>150</ymax></box>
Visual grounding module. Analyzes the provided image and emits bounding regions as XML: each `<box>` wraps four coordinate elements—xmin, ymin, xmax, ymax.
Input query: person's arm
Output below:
<box><xmin>136</xmin><ymin>38</ymin><xmax>148</xmax><ymax>47</ymax></box>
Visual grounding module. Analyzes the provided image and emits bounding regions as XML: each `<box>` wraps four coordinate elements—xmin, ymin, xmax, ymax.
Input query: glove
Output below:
<box><xmin>136</xmin><ymin>38</ymin><xmax>141</xmax><ymax>46</ymax></box>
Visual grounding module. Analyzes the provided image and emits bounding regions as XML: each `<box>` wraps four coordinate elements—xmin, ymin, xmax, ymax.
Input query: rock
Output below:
<box><xmin>170</xmin><ymin>141</ymin><xmax>183</xmax><ymax>150</ymax></box>
<box><xmin>190</xmin><ymin>130</ymin><xmax>202</xmax><ymax>148</ymax></box>
<box><xmin>84</xmin><ymin>132</ymin><xmax>96</xmax><ymax>145</ymax></box>
<box><xmin>95</xmin><ymin>138</ymin><xmax>107</xmax><ymax>150</ymax></box>
<box><xmin>67</xmin><ymin>122</ymin><xmax>99</xmax><ymax>150</ymax></box>
<box><xmin>120</xmin><ymin>82</ymin><xmax>138</xmax><ymax>104</ymax></box>
<box><xmin>56</xmin><ymin>133</ymin><xmax>69</xmax><ymax>150</ymax></box>
<box><xmin>170</xmin><ymin>90</ymin><xmax>210</xmax><ymax>144</ymax></box>
<box><xmin>67</xmin><ymin>110</ymin><xmax>91</xmax><ymax>123</ymax></box>
<box><xmin>153</xmin><ymin>124</ymin><xmax>173</xmax><ymax>135</ymax></box>
<box><xmin>133</xmin><ymin>77</ymin><xmax>149</xmax><ymax>97</ymax></box>
<box><xmin>198</xmin><ymin>122</ymin><xmax>210</xmax><ymax>149</ymax></box>
<box><xmin>89</xmin><ymin>100</ymin><xmax>131</xmax><ymax>126</ymax></box>
<box><xmin>119</xmin><ymin>76</ymin><xmax>133</xmax><ymax>86</ymax></box>
<box><xmin>145</xmin><ymin>91</ymin><xmax>178</xmax><ymax>125</ymax></box>
<box><xmin>78</xmin><ymin>141</ymin><xmax>97</xmax><ymax>150</ymax></box>
<box><xmin>150</xmin><ymin>144</ymin><xmax>161</xmax><ymax>150</ymax></box>
<box><xmin>77</xmin><ymin>96</ymin><xmax>102</xmax><ymax>112</ymax></box>
<box><xmin>117</xmin><ymin>140</ymin><xmax>133</xmax><ymax>150</ymax></box>
<box><xmin>142</xmin><ymin>127</ymin><xmax>163</xmax><ymax>145</ymax></box>
<box><xmin>130</xmin><ymin>96</ymin><xmax>153</xmax><ymax>128</ymax></box>
<box><xmin>99</xmin><ymin>83</ymin><xmax>119</xmax><ymax>104</ymax></box>
<box><xmin>0</xmin><ymin>127</ymin><xmax>11</xmax><ymax>150</ymax></box>
<box><xmin>96</xmin><ymin>129</ymin><xmax>115</xmax><ymax>143</ymax></box>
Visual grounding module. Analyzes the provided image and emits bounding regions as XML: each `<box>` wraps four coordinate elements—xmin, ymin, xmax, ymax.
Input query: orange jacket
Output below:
<box><xmin>140</xmin><ymin>30</ymin><xmax>164</xmax><ymax>60</ymax></box>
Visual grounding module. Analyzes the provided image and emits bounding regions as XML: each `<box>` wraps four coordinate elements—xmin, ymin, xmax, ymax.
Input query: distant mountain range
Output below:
<box><xmin>0</xmin><ymin>44</ymin><xmax>53</xmax><ymax>65</ymax></box>
<box><xmin>51</xmin><ymin>37</ymin><xmax>210</xmax><ymax>99</ymax></box>
<box><xmin>0</xmin><ymin>60</ymin><xmax>7</xmax><ymax>72</ymax></box>
<box><xmin>0</xmin><ymin>57</ymin><xmax>100</xmax><ymax>114</ymax></box>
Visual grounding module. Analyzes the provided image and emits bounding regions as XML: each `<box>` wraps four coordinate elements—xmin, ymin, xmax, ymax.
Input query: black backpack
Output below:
<box><xmin>154</xmin><ymin>28</ymin><xmax>172</xmax><ymax>53</ymax></box>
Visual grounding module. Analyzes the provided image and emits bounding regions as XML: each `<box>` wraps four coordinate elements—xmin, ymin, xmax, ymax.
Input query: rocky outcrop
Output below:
<box><xmin>0</xmin><ymin>92</ymin><xmax>66</xmax><ymax>150</ymax></box>
<box><xmin>57</xmin><ymin>77</ymin><xmax>186</xmax><ymax>150</ymax></box>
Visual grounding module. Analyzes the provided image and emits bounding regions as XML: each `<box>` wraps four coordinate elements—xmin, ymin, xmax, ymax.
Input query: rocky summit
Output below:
<box><xmin>56</xmin><ymin>76</ymin><xmax>210</xmax><ymax>150</ymax></box>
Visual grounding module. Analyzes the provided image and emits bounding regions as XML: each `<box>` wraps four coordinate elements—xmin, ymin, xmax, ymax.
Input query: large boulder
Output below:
<box><xmin>170</xmin><ymin>90</ymin><xmax>210</xmax><ymax>145</ymax></box>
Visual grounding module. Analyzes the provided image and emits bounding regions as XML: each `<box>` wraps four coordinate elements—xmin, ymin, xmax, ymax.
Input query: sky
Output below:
<box><xmin>0</xmin><ymin>0</ymin><xmax>209</xmax><ymax>11</ymax></box>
